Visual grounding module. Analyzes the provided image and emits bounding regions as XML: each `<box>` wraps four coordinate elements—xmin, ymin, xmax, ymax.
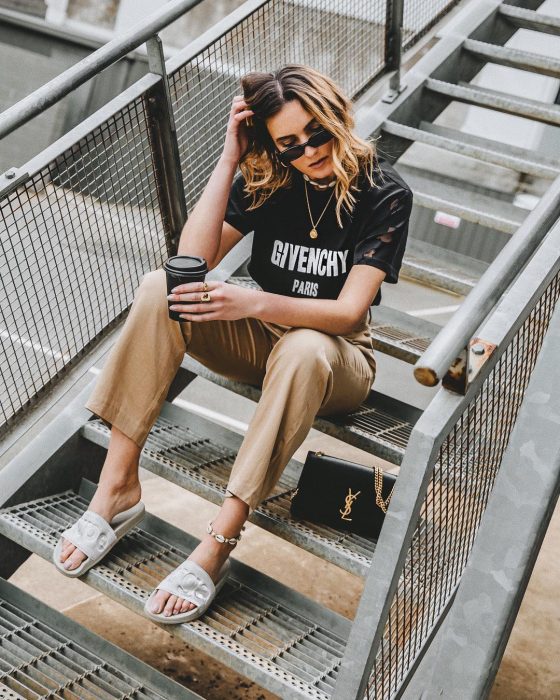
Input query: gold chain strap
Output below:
<box><xmin>374</xmin><ymin>466</ymin><xmax>395</xmax><ymax>514</ymax></box>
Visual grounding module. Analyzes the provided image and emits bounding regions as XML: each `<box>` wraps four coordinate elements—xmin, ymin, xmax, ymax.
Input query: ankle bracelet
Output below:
<box><xmin>207</xmin><ymin>520</ymin><xmax>246</xmax><ymax>547</ymax></box>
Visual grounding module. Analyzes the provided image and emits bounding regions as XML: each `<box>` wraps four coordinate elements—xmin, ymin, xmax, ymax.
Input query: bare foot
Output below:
<box><xmin>58</xmin><ymin>479</ymin><xmax>142</xmax><ymax>571</ymax></box>
<box><xmin>148</xmin><ymin>534</ymin><xmax>232</xmax><ymax>617</ymax></box>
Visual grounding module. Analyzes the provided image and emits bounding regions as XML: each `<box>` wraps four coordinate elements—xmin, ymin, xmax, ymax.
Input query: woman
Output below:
<box><xmin>53</xmin><ymin>64</ymin><xmax>413</xmax><ymax>623</ymax></box>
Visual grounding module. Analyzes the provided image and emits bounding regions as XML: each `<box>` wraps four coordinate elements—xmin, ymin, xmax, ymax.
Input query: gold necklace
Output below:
<box><xmin>304</xmin><ymin>179</ymin><xmax>336</xmax><ymax>239</ymax></box>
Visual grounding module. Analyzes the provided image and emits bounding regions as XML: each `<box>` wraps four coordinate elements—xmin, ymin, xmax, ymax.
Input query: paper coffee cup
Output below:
<box><xmin>163</xmin><ymin>255</ymin><xmax>208</xmax><ymax>322</ymax></box>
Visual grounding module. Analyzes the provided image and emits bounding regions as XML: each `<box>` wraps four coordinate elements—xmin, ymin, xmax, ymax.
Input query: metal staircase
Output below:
<box><xmin>1</xmin><ymin>0</ymin><xmax>560</xmax><ymax>698</ymax></box>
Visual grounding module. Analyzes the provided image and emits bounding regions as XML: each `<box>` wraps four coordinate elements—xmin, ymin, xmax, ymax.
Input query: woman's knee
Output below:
<box><xmin>266</xmin><ymin>328</ymin><xmax>332</xmax><ymax>374</ymax></box>
<box><xmin>134</xmin><ymin>269</ymin><xmax>167</xmax><ymax>308</ymax></box>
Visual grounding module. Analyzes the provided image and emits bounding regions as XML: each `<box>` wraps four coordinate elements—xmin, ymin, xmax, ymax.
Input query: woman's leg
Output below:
<box><xmin>225</xmin><ymin>326</ymin><xmax>376</xmax><ymax>512</ymax></box>
<box><xmin>64</xmin><ymin>270</ymin><xmax>278</xmax><ymax>615</ymax></box>
<box><xmin>152</xmin><ymin>325</ymin><xmax>376</xmax><ymax>617</ymax></box>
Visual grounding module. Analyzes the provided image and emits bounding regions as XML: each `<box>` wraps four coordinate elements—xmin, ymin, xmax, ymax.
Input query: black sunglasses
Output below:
<box><xmin>276</xmin><ymin>129</ymin><xmax>334</xmax><ymax>165</ymax></box>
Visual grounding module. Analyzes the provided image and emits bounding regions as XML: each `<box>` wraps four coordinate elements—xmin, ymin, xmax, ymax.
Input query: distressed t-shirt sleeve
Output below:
<box><xmin>353</xmin><ymin>181</ymin><xmax>413</xmax><ymax>283</ymax></box>
<box><xmin>224</xmin><ymin>172</ymin><xmax>255</xmax><ymax>236</ymax></box>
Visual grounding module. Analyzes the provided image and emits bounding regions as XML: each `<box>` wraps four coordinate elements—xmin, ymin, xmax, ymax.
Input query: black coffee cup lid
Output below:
<box><xmin>164</xmin><ymin>255</ymin><xmax>207</xmax><ymax>273</ymax></box>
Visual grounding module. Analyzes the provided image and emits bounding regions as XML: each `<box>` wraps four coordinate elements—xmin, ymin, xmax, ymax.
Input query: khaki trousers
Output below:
<box><xmin>85</xmin><ymin>269</ymin><xmax>377</xmax><ymax>514</ymax></box>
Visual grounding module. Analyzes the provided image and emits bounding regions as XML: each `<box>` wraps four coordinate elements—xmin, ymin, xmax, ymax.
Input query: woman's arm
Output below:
<box><xmin>252</xmin><ymin>265</ymin><xmax>386</xmax><ymax>335</ymax></box>
<box><xmin>176</xmin><ymin>95</ymin><xmax>254</xmax><ymax>262</ymax></box>
<box><xmin>169</xmin><ymin>266</ymin><xmax>386</xmax><ymax>334</ymax></box>
<box><xmin>176</xmin><ymin>155</ymin><xmax>238</xmax><ymax>262</ymax></box>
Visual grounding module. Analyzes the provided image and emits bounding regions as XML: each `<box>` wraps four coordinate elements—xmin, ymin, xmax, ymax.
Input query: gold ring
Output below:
<box><xmin>202</xmin><ymin>281</ymin><xmax>209</xmax><ymax>292</ymax></box>
<box><xmin>201</xmin><ymin>291</ymin><xmax>211</xmax><ymax>302</ymax></box>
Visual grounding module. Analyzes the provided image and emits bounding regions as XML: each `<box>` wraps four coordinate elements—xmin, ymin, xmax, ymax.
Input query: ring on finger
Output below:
<box><xmin>202</xmin><ymin>281</ymin><xmax>208</xmax><ymax>292</ymax></box>
<box><xmin>201</xmin><ymin>291</ymin><xmax>211</xmax><ymax>302</ymax></box>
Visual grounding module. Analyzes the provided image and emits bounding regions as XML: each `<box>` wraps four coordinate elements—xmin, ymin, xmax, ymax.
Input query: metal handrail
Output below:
<box><xmin>0</xmin><ymin>0</ymin><xmax>204</xmax><ymax>140</ymax></box>
<box><xmin>413</xmin><ymin>172</ymin><xmax>560</xmax><ymax>387</ymax></box>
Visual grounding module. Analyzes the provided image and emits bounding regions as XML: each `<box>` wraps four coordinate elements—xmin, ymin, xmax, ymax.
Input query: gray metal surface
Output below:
<box><xmin>178</xmin><ymin>355</ymin><xmax>421</xmax><ymax>465</ymax></box>
<box><xmin>411</xmin><ymin>273</ymin><xmax>560</xmax><ymax>700</ymax></box>
<box><xmin>383</xmin><ymin>119</ymin><xmax>560</xmax><ymax>179</ymax></box>
<box><xmin>498</xmin><ymin>3</ymin><xmax>560</xmax><ymax>36</ymax></box>
<box><xmin>0</xmin><ymin>481</ymin><xmax>350</xmax><ymax>700</ymax></box>
<box><xmin>425</xmin><ymin>78</ymin><xmax>560</xmax><ymax>126</ymax></box>
<box><xmin>0</xmin><ymin>0</ymin><xmax>205</xmax><ymax>139</ymax></box>
<box><xmin>82</xmin><ymin>401</ymin><xmax>380</xmax><ymax>577</ymax></box>
<box><xmin>0</xmin><ymin>578</ymin><xmax>201</xmax><ymax>699</ymax></box>
<box><xmin>332</xmin><ymin>216</ymin><xmax>560</xmax><ymax>700</ymax></box>
<box><xmin>397</xmin><ymin>164</ymin><xmax>525</xmax><ymax>234</ymax></box>
<box><xmin>462</xmin><ymin>37</ymin><xmax>560</xmax><ymax>80</ymax></box>
<box><xmin>230</xmin><ymin>276</ymin><xmax>440</xmax><ymax>364</ymax></box>
<box><xmin>401</xmin><ymin>239</ymin><xmax>489</xmax><ymax>296</ymax></box>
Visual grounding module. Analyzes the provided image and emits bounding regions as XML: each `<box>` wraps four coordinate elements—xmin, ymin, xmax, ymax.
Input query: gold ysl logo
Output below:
<box><xmin>339</xmin><ymin>488</ymin><xmax>361</xmax><ymax>521</ymax></box>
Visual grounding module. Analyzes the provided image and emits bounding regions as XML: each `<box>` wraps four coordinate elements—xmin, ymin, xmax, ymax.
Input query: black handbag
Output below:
<box><xmin>289</xmin><ymin>451</ymin><xmax>397</xmax><ymax>540</ymax></box>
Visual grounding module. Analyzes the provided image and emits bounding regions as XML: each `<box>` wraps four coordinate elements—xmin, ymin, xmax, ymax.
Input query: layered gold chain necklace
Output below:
<box><xmin>304</xmin><ymin>177</ymin><xmax>336</xmax><ymax>239</ymax></box>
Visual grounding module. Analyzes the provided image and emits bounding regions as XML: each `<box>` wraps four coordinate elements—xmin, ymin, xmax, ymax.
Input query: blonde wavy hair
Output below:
<box><xmin>238</xmin><ymin>64</ymin><xmax>383</xmax><ymax>228</ymax></box>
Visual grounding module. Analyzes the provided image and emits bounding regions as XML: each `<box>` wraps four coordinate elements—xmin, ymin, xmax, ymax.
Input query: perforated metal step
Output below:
<box><xmin>0</xmin><ymin>578</ymin><xmax>199</xmax><ymax>700</ymax></box>
<box><xmin>396</xmin><ymin>164</ymin><xmax>526</xmax><ymax>235</ymax></box>
<box><xmin>82</xmin><ymin>402</ymin><xmax>380</xmax><ymax>577</ymax></box>
<box><xmin>229</xmin><ymin>277</ymin><xmax>438</xmax><ymax>364</ymax></box>
<box><xmin>0</xmin><ymin>484</ymin><xmax>350</xmax><ymax>700</ymax></box>
<box><xmin>178</xmin><ymin>355</ymin><xmax>420</xmax><ymax>466</ymax></box>
<box><xmin>401</xmin><ymin>239</ymin><xmax>489</xmax><ymax>296</ymax></box>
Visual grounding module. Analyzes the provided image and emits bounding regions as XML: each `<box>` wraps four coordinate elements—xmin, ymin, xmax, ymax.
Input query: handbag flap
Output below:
<box><xmin>290</xmin><ymin>451</ymin><xmax>396</xmax><ymax>540</ymax></box>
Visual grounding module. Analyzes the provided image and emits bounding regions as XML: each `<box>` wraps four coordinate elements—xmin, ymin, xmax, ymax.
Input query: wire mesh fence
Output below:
<box><xmin>0</xmin><ymin>0</ymin><xmax>461</xmax><ymax>437</ymax></box>
<box><xmin>366</xmin><ymin>268</ymin><xmax>560</xmax><ymax>699</ymax></box>
<box><xmin>0</xmin><ymin>94</ymin><xmax>167</xmax><ymax>432</ymax></box>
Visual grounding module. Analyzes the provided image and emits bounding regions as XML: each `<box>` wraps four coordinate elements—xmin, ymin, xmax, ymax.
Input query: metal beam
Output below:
<box><xmin>0</xmin><ymin>0</ymin><xmax>205</xmax><ymax>139</ymax></box>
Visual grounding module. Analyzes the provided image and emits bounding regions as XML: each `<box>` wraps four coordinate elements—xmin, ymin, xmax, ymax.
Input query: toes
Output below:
<box><xmin>163</xmin><ymin>594</ymin><xmax>179</xmax><ymax>617</ymax></box>
<box><xmin>149</xmin><ymin>589</ymin><xmax>170</xmax><ymax>614</ymax></box>
<box><xmin>63</xmin><ymin>549</ymin><xmax>88</xmax><ymax>570</ymax></box>
<box><xmin>59</xmin><ymin>540</ymin><xmax>75</xmax><ymax>562</ymax></box>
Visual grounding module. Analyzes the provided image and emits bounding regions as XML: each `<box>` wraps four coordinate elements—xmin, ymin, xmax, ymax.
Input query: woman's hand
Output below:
<box><xmin>167</xmin><ymin>280</ymin><xmax>259</xmax><ymax>322</ymax></box>
<box><xmin>221</xmin><ymin>95</ymin><xmax>255</xmax><ymax>165</ymax></box>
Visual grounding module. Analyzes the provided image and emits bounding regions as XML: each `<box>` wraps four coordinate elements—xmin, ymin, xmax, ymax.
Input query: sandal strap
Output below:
<box><xmin>206</xmin><ymin>519</ymin><xmax>245</xmax><ymax>547</ymax></box>
<box><xmin>61</xmin><ymin>511</ymin><xmax>117</xmax><ymax>560</ymax></box>
<box><xmin>154</xmin><ymin>559</ymin><xmax>216</xmax><ymax>606</ymax></box>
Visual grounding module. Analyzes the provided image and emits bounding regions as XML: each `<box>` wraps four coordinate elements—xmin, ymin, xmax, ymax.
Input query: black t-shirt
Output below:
<box><xmin>224</xmin><ymin>156</ymin><xmax>413</xmax><ymax>306</ymax></box>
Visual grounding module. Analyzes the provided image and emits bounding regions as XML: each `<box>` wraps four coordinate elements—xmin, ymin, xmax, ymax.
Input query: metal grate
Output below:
<box><xmin>402</xmin><ymin>0</ymin><xmax>463</xmax><ymax>49</ymax></box>
<box><xmin>0</xmin><ymin>491</ymin><xmax>347</xmax><ymax>700</ymax></box>
<box><xmin>0</xmin><ymin>599</ymin><xmax>166</xmax><ymax>699</ymax></box>
<box><xmin>366</xmin><ymin>270</ymin><xmax>560</xmax><ymax>698</ymax></box>
<box><xmin>0</xmin><ymin>94</ymin><xmax>167</xmax><ymax>436</ymax></box>
<box><xmin>84</xmin><ymin>414</ymin><xmax>380</xmax><ymax>576</ymax></box>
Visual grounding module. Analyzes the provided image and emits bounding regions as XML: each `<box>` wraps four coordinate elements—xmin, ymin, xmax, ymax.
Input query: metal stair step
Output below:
<box><xmin>82</xmin><ymin>401</ymin><xmax>381</xmax><ymax>577</ymax></box>
<box><xmin>382</xmin><ymin>119</ymin><xmax>560</xmax><ymax>179</ymax></box>
<box><xmin>178</xmin><ymin>355</ymin><xmax>421</xmax><ymax>466</ymax></box>
<box><xmin>498</xmin><ymin>4</ymin><xmax>560</xmax><ymax>36</ymax></box>
<box><xmin>229</xmin><ymin>277</ymin><xmax>438</xmax><ymax>364</ymax></box>
<box><xmin>425</xmin><ymin>77</ymin><xmax>560</xmax><ymax>126</ymax></box>
<box><xmin>0</xmin><ymin>578</ymin><xmax>200</xmax><ymax>700</ymax></box>
<box><xmin>396</xmin><ymin>163</ymin><xmax>526</xmax><ymax>234</ymax></box>
<box><xmin>0</xmin><ymin>483</ymin><xmax>351</xmax><ymax>700</ymax></box>
<box><xmin>462</xmin><ymin>38</ymin><xmax>560</xmax><ymax>80</ymax></box>
<box><xmin>401</xmin><ymin>239</ymin><xmax>489</xmax><ymax>296</ymax></box>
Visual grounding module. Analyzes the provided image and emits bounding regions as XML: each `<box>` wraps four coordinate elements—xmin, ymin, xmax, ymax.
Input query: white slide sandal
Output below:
<box><xmin>53</xmin><ymin>501</ymin><xmax>146</xmax><ymax>577</ymax></box>
<box><xmin>144</xmin><ymin>557</ymin><xmax>231</xmax><ymax>624</ymax></box>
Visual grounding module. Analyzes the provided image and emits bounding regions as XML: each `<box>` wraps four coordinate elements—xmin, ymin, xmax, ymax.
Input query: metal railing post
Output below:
<box><xmin>145</xmin><ymin>34</ymin><xmax>188</xmax><ymax>256</ymax></box>
<box><xmin>383</xmin><ymin>0</ymin><xmax>407</xmax><ymax>103</ymax></box>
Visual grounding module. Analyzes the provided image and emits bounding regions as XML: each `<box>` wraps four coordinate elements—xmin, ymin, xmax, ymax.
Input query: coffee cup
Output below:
<box><xmin>163</xmin><ymin>255</ymin><xmax>208</xmax><ymax>321</ymax></box>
